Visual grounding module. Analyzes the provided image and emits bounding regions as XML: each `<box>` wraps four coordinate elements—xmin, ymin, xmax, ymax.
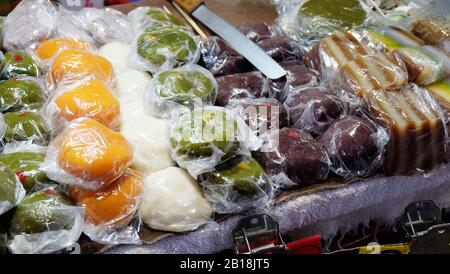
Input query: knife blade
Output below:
<box><xmin>171</xmin><ymin>0</ymin><xmax>286</xmax><ymax>80</ymax></box>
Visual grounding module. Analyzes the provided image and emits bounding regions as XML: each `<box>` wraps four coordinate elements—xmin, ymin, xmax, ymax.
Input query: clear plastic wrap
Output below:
<box><xmin>2</xmin><ymin>0</ymin><xmax>57</xmax><ymax>51</ymax></box>
<box><xmin>0</xmin><ymin>163</ymin><xmax>26</xmax><ymax>215</ymax></box>
<box><xmin>227</xmin><ymin>98</ymin><xmax>289</xmax><ymax>136</ymax></box>
<box><xmin>0</xmin><ymin>76</ymin><xmax>46</xmax><ymax>113</ymax></box>
<box><xmin>46</xmin><ymin>49</ymin><xmax>115</xmax><ymax>89</ymax></box>
<box><xmin>42</xmin><ymin>118</ymin><xmax>133</xmax><ymax>190</ymax></box>
<box><xmin>2</xmin><ymin>111</ymin><xmax>50</xmax><ymax>146</ymax></box>
<box><xmin>34</xmin><ymin>37</ymin><xmax>94</xmax><ymax>64</ymax></box>
<box><xmin>120</xmin><ymin>113</ymin><xmax>175</xmax><ymax>174</ymax></box>
<box><xmin>198</xmin><ymin>156</ymin><xmax>273</xmax><ymax>214</ymax></box>
<box><xmin>116</xmin><ymin>68</ymin><xmax>151</xmax><ymax>104</ymax></box>
<box><xmin>69</xmin><ymin>169</ymin><xmax>142</xmax><ymax>245</ymax></box>
<box><xmin>366</xmin><ymin>84</ymin><xmax>447</xmax><ymax>175</ymax></box>
<box><xmin>318</xmin><ymin>111</ymin><xmax>389</xmax><ymax>178</ymax></box>
<box><xmin>1</xmin><ymin>50</ymin><xmax>42</xmax><ymax>79</ymax></box>
<box><xmin>284</xmin><ymin>87</ymin><xmax>347</xmax><ymax>137</ymax></box>
<box><xmin>146</xmin><ymin>64</ymin><xmax>217</xmax><ymax>118</ymax></box>
<box><xmin>274</xmin><ymin>0</ymin><xmax>371</xmax><ymax>48</ymax></box>
<box><xmin>0</xmin><ymin>143</ymin><xmax>49</xmax><ymax>192</ymax></box>
<box><xmin>55</xmin><ymin>7</ymin><xmax>133</xmax><ymax>47</ymax></box>
<box><xmin>256</xmin><ymin>36</ymin><xmax>304</xmax><ymax>63</ymax></box>
<box><xmin>252</xmin><ymin>128</ymin><xmax>330</xmax><ymax>189</ymax></box>
<box><xmin>199</xmin><ymin>36</ymin><xmax>254</xmax><ymax>77</ymax></box>
<box><xmin>140</xmin><ymin>167</ymin><xmax>212</xmax><ymax>232</ymax></box>
<box><xmin>420</xmin><ymin>45</ymin><xmax>450</xmax><ymax>79</ymax></box>
<box><xmin>169</xmin><ymin>106</ymin><xmax>262</xmax><ymax>178</ymax></box>
<box><xmin>130</xmin><ymin>27</ymin><xmax>200</xmax><ymax>74</ymax></box>
<box><xmin>359</xmin><ymin>26</ymin><xmax>425</xmax><ymax>53</ymax></box>
<box><xmin>128</xmin><ymin>7</ymin><xmax>189</xmax><ymax>33</ymax></box>
<box><xmin>42</xmin><ymin>79</ymin><xmax>121</xmax><ymax>132</ymax></box>
<box><xmin>8</xmin><ymin>186</ymin><xmax>84</xmax><ymax>254</ymax></box>
<box><xmin>98</xmin><ymin>42</ymin><xmax>132</xmax><ymax>74</ymax></box>
<box><xmin>215</xmin><ymin>71</ymin><xmax>270</xmax><ymax>107</ymax></box>
<box><xmin>409</xmin><ymin>0</ymin><xmax>450</xmax><ymax>45</ymax></box>
<box><xmin>237</xmin><ymin>22</ymin><xmax>283</xmax><ymax>42</ymax></box>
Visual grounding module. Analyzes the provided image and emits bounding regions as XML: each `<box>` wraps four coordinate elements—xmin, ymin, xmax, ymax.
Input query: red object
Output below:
<box><xmin>286</xmin><ymin>235</ymin><xmax>322</xmax><ymax>254</ymax></box>
<box><xmin>16</xmin><ymin>171</ymin><xmax>27</xmax><ymax>184</ymax></box>
<box><xmin>13</xmin><ymin>55</ymin><xmax>23</xmax><ymax>62</ymax></box>
<box><xmin>43</xmin><ymin>189</ymin><xmax>56</xmax><ymax>196</ymax></box>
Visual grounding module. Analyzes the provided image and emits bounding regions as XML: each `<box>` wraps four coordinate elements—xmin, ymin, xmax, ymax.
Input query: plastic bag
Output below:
<box><xmin>366</xmin><ymin>83</ymin><xmax>447</xmax><ymax>175</ymax></box>
<box><xmin>120</xmin><ymin>113</ymin><xmax>175</xmax><ymax>174</ymax></box>
<box><xmin>2</xmin><ymin>111</ymin><xmax>50</xmax><ymax>146</ymax></box>
<box><xmin>358</xmin><ymin>26</ymin><xmax>425</xmax><ymax>53</ymax></box>
<box><xmin>130</xmin><ymin>27</ymin><xmax>200</xmax><ymax>74</ymax></box>
<box><xmin>199</xmin><ymin>36</ymin><xmax>254</xmax><ymax>77</ymax></box>
<box><xmin>140</xmin><ymin>167</ymin><xmax>212</xmax><ymax>232</ymax></box>
<box><xmin>2</xmin><ymin>0</ymin><xmax>57</xmax><ymax>51</ymax></box>
<box><xmin>116</xmin><ymin>68</ymin><xmax>151</xmax><ymax>103</ymax></box>
<box><xmin>198</xmin><ymin>156</ymin><xmax>273</xmax><ymax>214</ymax></box>
<box><xmin>8</xmin><ymin>186</ymin><xmax>84</xmax><ymax>254</ymax></box>
<box><xmin>0</xmin><ymin>163</ymin><xmax>26</xmax><ymax>215</ymax></box>
<box><xmin>252</xmin><ymin>128</ymin><xmax>330</xmax><ymax>189</ymax></box>
<box><xmin>146</xmin><ymin>64</ymin><xmax>217</xmax><ymax>119</ymax></box>
<box><xmin>0</xmin><ymin>76</ymin><xmax>46</xmax><ymax>113</ymax></box>
<box><xmin>0</xmin><ymin>143</ymin><xmax>49</xmax><ymax>193</ymax></box>
<box><xmin>257</xmin><ymin>36</ymin><xmax>304</xmax><ymax>63</ymax></box>
<box><xmin>128</xmin><ymin>7</ymin><xmax>189</xmax><ymax>33</ymax></box>
<box><xmin>42</xmin><ymin>79</ymin><xmax>121</xmax><ymax>133</ymax></box>
<box><xmin>238</xmin><ymin>22</ymin><xmax>283</xmax><ymax>42</ymax></box>
<box><xmin>69</xmin><ymin>169</ymin><xmax>142</xmax><ymax>245</ymax></box>
<box><xmin>409</xmin><ymin>0</ymin><xmax>450</xmax><ymax>45</ymax></box>
<box><xmin>227</xmin><ymin>98</ymin><xmax>289</xmax><ymax>136</ymax></box>
<box><xmin>284</xmin><ymin>87</ymin><xmax>347</xmax><ymax>137</ymax></box>
<box><xmin>215</xmin><ymin>71</ymin><xmax>270</xmax><ymax>107</ymax></box>
<box><xmin>42</xmin><ymin>118</ymin><xmax>133</xmax><ymax>190</ymax></box>
<box><xmin>46</xmin><ymin>49</ymin><xmax>115</xmax><ymax>89</ymax></box>
<box><xmin>169</xmin><ymin>106</ymin><xmax>262</xmax><ymax>178</ymax></box>
<box><xmin>98</xmin><ymin>42</ymin><xmax>132</xmax><ymax>75</ymax></box>
<box><xmin>1</xmin><ymin>50</ymin><xmax>42</xmax><ymax>79</ymax></box>
<box><xmin>33</xmin><ymin>37</ymin><xmax>95</xmax><ymax>66</ymax></box>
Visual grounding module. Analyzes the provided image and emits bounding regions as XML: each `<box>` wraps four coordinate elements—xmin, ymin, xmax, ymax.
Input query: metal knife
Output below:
<box><xmin>171</xmin><ymin>0</ymin><xmax>286</xmax><ymax>80</ymax></box>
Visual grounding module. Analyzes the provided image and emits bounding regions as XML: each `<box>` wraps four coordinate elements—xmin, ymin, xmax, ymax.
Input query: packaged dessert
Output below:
<box><xmin>146</xmin><ymin>65</ymin><xmax>217</xmax><ymax>118</ymax></box>
<box><xmin>42</xmin><ymin>118</ymin><xmax>133</xmax><ymax>190</ymax></box>
<box><xmin>2</xmin><ymin>0</ymin><xmax>57</xmax><ymax>51</ymax></box>
<box><xmin>253</xmin><ymin>128</ymin><xmax>330</xmax><ymax>188</ymax></box>
<box><xmin>0</xmin><ymin>163</ymin><xmax>26</xmax><ymax>215</ymax></box>
<box><xmin>238</xmin><ymin>22</ymin><xmax>283</xmax><ymax>42</ymax></box>
<box><xmin>200</xmin><ymin>36</ymin><xmax>254</xmax><ymax>77</ymax></box>
<box><xmin>98</xmin><ymin>42</ymin><xmax>132</xmax><ymax>74</ymax></box>
<box><xmin>129</xmin><ymin>7</ymin><xmax>188</xmax><ymax>32</ymax></box>
<box><xmin>8</xmin><ymin>186</ymin><xmax>84</xmax><ymax>254</ymax></box>
<box><xmin>256</xmin><ymin>36</ymin><xmax>304</xmax><ymax>63</ymax></box>
<box><xmin>366</xmin><ymin>84</ymin><xmax>447</xmax><ymax>175</ymax></box>
<box><xmin>2</xmin><ymin>111</ymin><xmax>50</xmax><ymax>146</ymax></box>
<box><xmin>284</xmin><ymin>87</ymin><xmax>347</xmax><ymax>137</ymax></box>
<box><xmin>427</xmin><ymin>79</ymin><xmax>450</xmax><ymax>112</ymax></box>
<box><xmin>420</xmin><ymin>45</ymin><xmax>450</xmax><ymax>79</ymax></box>
<box><xmin>140</xmin><ymin>167</ymin><xmax>212</xmax><ymax>232</ymax></box>
<box><xmin>215</xmin><ymin>71</ymin><xmax>270</xmax><ymax>106</ymax></box>
<box><xmin>169</xmin><ymin>107</ymin><xmax>261</xmax><ymax>178</ymax></box>
<box><xmin>411</xmin><ymin>14</ymin><xmax>450</xmax><ymax>45</ymax></box>
<box><xmin>318</xmin><ymin>112</ymin><xmax>389</xmax><ymax>178</ymax></box>
<box><xmin>361</xmin><ymin>26</ymin><xmax>424</xmax><ymax>53</ymax></box>
<box><xmin>0</xmin><ymin>77</ymin><xmax>46</xmax><ymax>113</ymax></box>
<box><xmin>69</xmin><ymin>169</ymin><xmax>142</xmax><ymax>244</ymax></box>
<box><xmin>1</xmin><ymin>51</ymin><xmax>42</xmax><ymax>79</ymax></box>
<box><xmin>34</xmin><ymin>37</ymin><xmax>94</xmax><ymax>64</ymax></box>
<box><xmin>198</xmin><ymin>156</ymin><xmax>273</xmax><ymax>214</ymax></box>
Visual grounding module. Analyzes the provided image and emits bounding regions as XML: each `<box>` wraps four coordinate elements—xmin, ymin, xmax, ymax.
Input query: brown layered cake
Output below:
<box><xmin>411</xmin><ymin>14</ymin><xmax>450</xmax><ymax>45</ymax></box>
<box><xmin>366</xmin><ymin>85</ymin><xmax>447</xmax><ymax>174</ymax></box>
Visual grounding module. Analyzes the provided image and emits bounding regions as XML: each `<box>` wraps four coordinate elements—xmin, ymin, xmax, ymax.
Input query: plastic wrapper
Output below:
<box><xmin>34</xmin><ymin>37</ymin><xmax>94</xmax><ymax>64</ymax></box>
<box><xmin>227</xmin><ymin>98</ymin><xmax>289</xmax><ymax>136</ymax></box>
<box><xmin>198</xmin><ymin>156</ymin><xmax>273</xmax><ymax>214</ymax></box>
<box><xmin>42</xmin><ymin>79</ymin><xmax>121</xmax><ymax>132</ymax></box>
<box><xmin>393</xmin><ymin>46</ymin><xmax>445</xmax><ymax>85</ymax></box>
<box><xmin>410</xmin><ymin>4</ymin><xmax>450</xmax><ymax>45</ymax></box>
<box><xmin>366</xmin><ymin>84</ymin><xmax>447</xmax><ymax>175</ymax></box>
<box><xmin>2</xmin><ymin>111</ymin><xmax>50</xmax><ymax>146</ymax></box>
<box><xmin>270</xmin><ymin>62</ymin><xmax>320</xmax><ymax>102</ymax></box>
<box><xmin>8</xmin><ymin>186</ymin><xmax>84</xmax><ymax>254</ymax></box>
<box><xmin>98</xmin><ymin>42</ymin><xmax>132</xmax><ymax>74</ymax></box>
<box><xmin>69</xmin><ymin>169</ymin><xmax>142</xmax><ymax>245</ymax></box>
<box><xmin>120</xmin><ymin>113</ymin><xmax>174</xmax><ymax>174</ymax></box>
<box><xmin>0</xmin><ymin>163</ymin><xmax>26</xmax><ymax>215</ymax></box>
<box><xmin>146</xmin><ymin>65</ymin><xmax>217</xmax><ymax>118</ymax></box>
<box><xmin>419</xmin><ymin>45</ymin><xmax>450</xmax><ymax>79</ymax></box>
<box><xmin>1</xmin><ymin>50</ymin><xmax>42</xmax><ymax>79</ymax></box>
<box><xmin>130</xmin><ymin>27</ymin><xmax>200</xmax><ymax>74</ymax></box>
<box><xmin>215</xmin><ymin>71</ymin><xmax>270</xmax><ymax>106</ymax></box>
<box><xmin>169</xmin><ymin>106</ymin><xmax>262</xmax><ymax>178</ymax></box>
<box><xmin>0</xmin><ymin>143</ymin><xmax>49</xmax><ymax>192</ymax></box>
<box><xmin>199</xmin><ymin>36</ymin><xmax>254</xmax><ymax>77</ymax></box>
<box><xmin>2</xmin><ymin>0</ymin><xmax>57</xmax><ymax>51</ymax></box>
<box><xmin>55</xmin><ymin>7</ymin><xmax>133</xmax><ymax>47</ymax></box>
<box><xmin>284</xmin><ymin>87</ymin><xmax>347</xmax><ymax>137</ymax></box>
<box><xmin>46</xmin><ymin>49</ymin><xmax>115</xmax><ymax>89</ymax></box>
<box><xmin>360</xmin><ymin>26</ymin><xmax>425</xmax><ymax>53</ymax></box>
<box><xmin>318</xmin><ymin>111</ymin><xmax>389</xmax><ymax>178</ymax></box>
<box><xmin>238</xmin><ymin>22</ymin><xmax>283</xmax><ymax>42</ymax></box>
<box><xmin>42</xmin><ymin>118</ymin><xmax>133</xmax><ymax>190</ymax></box>
<box><xmin>257</xmin><ymin>36</ymin><xmax>304</xmax><ymax>63</ymax></box>
<box><xmin>129</xmin><ymin>7</ymin><xmax>189</xmax><ymax>32</ymax></box>
<box><xmin>275</xmin><ymin>0</ymin><xmax>371</xmax><ymax>48</ymax></box>
<box><xmin>253</xmin><ymin>128</ymin><xmax>330</xmax><ymax>189</ymax></box>
<box><xmin>0</xmin><ymin>77</ymin><xmax>46</xmax><ymax>113</ymax></box>
<box><xmin>140</xmin><ymin>167</ymin><xmax>212</xmax><ymax>232</ymax></box>
<box><xmin>116</xmin><ymin>68</ymin><xmax>151</xmax><ymax>104</ymax></box>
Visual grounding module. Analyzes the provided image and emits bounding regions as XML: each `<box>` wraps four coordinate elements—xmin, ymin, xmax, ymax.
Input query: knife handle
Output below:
<box><xmin>171</xmin><ymin>0</ymin><xmax>203</xmax><ymax>14</ymax></box>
